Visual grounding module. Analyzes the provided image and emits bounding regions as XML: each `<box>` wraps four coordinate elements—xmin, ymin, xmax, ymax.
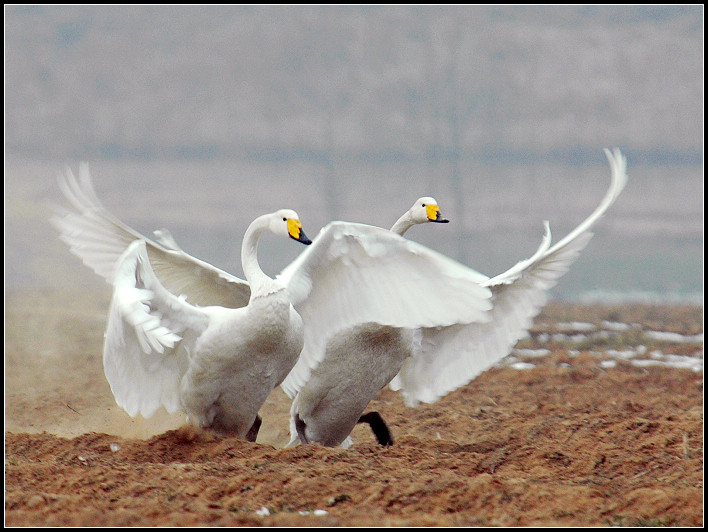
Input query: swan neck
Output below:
<box><xmin>241</xmin><ymin>215</ymin><xmax>275</xmax><ymax>296</ymax></box>
<box><xmin>390</xmin><ymin>212</ymin><xmax>414</xmax><ymax>236</ymax></box>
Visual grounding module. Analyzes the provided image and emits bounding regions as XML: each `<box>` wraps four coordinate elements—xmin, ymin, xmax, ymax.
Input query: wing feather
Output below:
<box><xmin>391</xmin><ymin>148</ymin><xmax>628</xmax><ymax>406</ymax></box>
<box><xmin>104</xmin><ymin>240</ymin><xmax>209</xmax><ymax>418</ymax></box>
<box><xmin>51</xmin><ymin>163</ymin><xmax>251</xmax><ymax>308</ymax></box>
<box><xmin>279</xmin><ymin>221</ymin><xmax>494</xmax><ymax>397</ymax></box>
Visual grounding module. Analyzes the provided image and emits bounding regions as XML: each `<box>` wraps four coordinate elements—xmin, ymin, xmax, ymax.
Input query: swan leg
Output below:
<box><xmin>245</xmin><ymin>415</ymin><xmax>262</xmax><ymax>442</ymax></box>
<box><xmin>294</xmin><ymin>413</ymin><xmax>310</xmax><ymax>444</ymax></box>
<box><xmin>357</xmin><ymin>411</ymin><xmax>394</xmax><ymax>446</ymax></box>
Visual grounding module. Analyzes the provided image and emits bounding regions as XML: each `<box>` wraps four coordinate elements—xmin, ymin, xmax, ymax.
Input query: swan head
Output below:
<box><xmin>271</xmin><ymin>209</ymin><xmax>312</xmax><ymax>245</ymax></box>
<box><xmin>410</xmin><ymin>197</ymin><xmax>449</xmax><ymax>224</ymax></box>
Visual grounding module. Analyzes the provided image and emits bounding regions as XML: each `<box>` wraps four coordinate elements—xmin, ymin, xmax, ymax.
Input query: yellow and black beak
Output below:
<box><xmin>287</xmin><ymin>219</ymin><xmax>312</xmax><ymax>245</ymax></box>
<box><xmin>426</xmin><ymin>204</ymin><xmax>449</xmax><ymax>224</ymax></box>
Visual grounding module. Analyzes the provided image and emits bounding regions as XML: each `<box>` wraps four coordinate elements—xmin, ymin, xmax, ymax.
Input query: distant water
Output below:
<box><xmin>5</xmin><ymin>156</ymin><xmax>703</xmax><ymax>305</ymax></box>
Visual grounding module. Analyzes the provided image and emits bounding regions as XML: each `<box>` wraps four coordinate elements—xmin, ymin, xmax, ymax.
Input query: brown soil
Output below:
<box><xmin>5</xmin><ymin>291</ymin><xmax>703</xmax><ymax>526</ymax></box>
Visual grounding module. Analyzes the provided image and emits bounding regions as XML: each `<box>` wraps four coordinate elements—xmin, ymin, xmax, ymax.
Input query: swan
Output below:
<box><xmin>281</xmin><ymin>148</ymin><xmax>628</xmax><ymax>448</ymax></box>
<box><xmin>52</xmin><ymin>167</ymin><xmax>493</xmax><ymax>440</ymax></box>
<box><xmin>280</xmin><ymin>197</ymin><xmax>454</xmax><ymax>447</ymax></box>
<box><xmin>110</xmin><ymin>209</ymin><xmax>312</xmax><ymax>440</ymax></box>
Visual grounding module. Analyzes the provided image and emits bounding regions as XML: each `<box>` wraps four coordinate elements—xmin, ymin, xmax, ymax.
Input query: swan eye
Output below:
<box><xmin>421</xmin><ymin>203</ymin><xmax>426</xmax><ymax>207</ymax></box>
<box><xmin>283</xmin><ymin>217</ymin><xmax>287</xmax><ymax>222</ymax></box>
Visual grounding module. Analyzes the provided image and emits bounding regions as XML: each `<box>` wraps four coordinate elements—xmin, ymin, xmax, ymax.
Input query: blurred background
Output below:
<box><xmin>5</xmin><ymin>5</ymin><xmax>703</xmax><ymax>303</ymax></box>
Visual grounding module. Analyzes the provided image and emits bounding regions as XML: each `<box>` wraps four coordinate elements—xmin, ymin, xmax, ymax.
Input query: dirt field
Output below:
<box><xmin>5</xmin><ymin>290</ymin><xmax>703</xmax><ymax>526</ymax></box>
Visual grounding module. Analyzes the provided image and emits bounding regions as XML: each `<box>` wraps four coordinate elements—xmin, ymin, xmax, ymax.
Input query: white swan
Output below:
<box><xmin>282</xmin><ymin>148</ymin><xmax>628</xmax><ymax>448</ymax></box>
<box><xmin>52</xmin><ymin>167</ymin><xmax>493</xmax><ymax>440</ymax></box>
<box><xmin>280</xmin><ymin>197</ymin><xmax>455</xmax><ymax>447</ymax></box>
<box><xmin>102</xmin><ymin>210</ymin><xmax>311</xmax><ymax>440</ymax></box>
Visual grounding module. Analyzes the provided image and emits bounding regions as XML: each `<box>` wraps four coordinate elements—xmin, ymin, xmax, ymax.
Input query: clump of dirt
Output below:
<box><xmin>5</xmin><ymin>297</ymin><xmax>703</xmax><ymax>526</ymax></box>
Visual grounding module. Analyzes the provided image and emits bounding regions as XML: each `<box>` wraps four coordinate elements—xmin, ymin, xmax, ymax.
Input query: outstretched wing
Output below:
<box><xmin>279</xmin><ymin>221</ymin><xmax>494</xmax><ymax>397</ymax></box>
<box><xmin>390</xmin><ymin>148</ymin><xmax>628</xmax><ymax>406</ymax></box>
<box><xmin>104</xmin><ymin>240</ymin><xmax>210</xmax><ymax>418</ymax></box>
<box><xmin>483</xmin><ymin>148</ymin><xmax>628</xmax><ymax>288</ymax></box>
<box><xmin>51</xmin><ymin>163</ymin><xmax>251</xmax><ymax>308</ymax></box>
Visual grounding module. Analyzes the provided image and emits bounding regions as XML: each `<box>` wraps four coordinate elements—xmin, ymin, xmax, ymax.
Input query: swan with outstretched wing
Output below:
<box><xmin>102</xmin><ymin>209</ymin><xmax>311</xmax><ymax>440</ymax></box>
<box><xmin>282</xmin><ymin>148</ymin><xmax>627</xmax><ymax>448</ymax></box>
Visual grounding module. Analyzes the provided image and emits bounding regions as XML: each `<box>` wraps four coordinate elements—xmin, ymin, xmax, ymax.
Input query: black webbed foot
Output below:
<box><xmin>357</xmin><ymin>411</ymin><xmax>394</xmax><ymax>446</ymax></box>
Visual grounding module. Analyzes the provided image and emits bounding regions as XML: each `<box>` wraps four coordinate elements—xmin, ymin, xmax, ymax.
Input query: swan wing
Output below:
<box><xmin>51</xmin><ymin>163</ymin><xmax>251</xmax><ymax>308</ymax></box>
<box><xmin>278</xmin><ymin>221</ymin><xmax>493</xmax><ymax>397</ymax></box>
<box><xmin>104</xmin><ymin>240</ymin><xmax>210</xmax><ymax>418</ymax></box>
<box><xmin>391</xmin><ymin>148</ymin><xmax>628</xmax><ymax>406</ymax></box>
<box><xmin>483</xmin><ymin>148</ymin><xmax>627</xmax><ymax>288</ymax></box>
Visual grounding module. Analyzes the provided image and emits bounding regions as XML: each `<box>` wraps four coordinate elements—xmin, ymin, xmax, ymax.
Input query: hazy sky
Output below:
<box><xmin>5</xmin><ymin>5</ymin><xmax>703</xmax><ymax>161</ymax></box>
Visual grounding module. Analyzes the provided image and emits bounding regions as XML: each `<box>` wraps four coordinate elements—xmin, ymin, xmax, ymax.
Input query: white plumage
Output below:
<box><xmin>52</xmin><ymin>168</ymin><xmax>493</xmax><ymax>441</ymax></box>
<box><xmin>283</xmin><ymin>148</ymin><xmax>628</xmax><ymax>448</ymax></box>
